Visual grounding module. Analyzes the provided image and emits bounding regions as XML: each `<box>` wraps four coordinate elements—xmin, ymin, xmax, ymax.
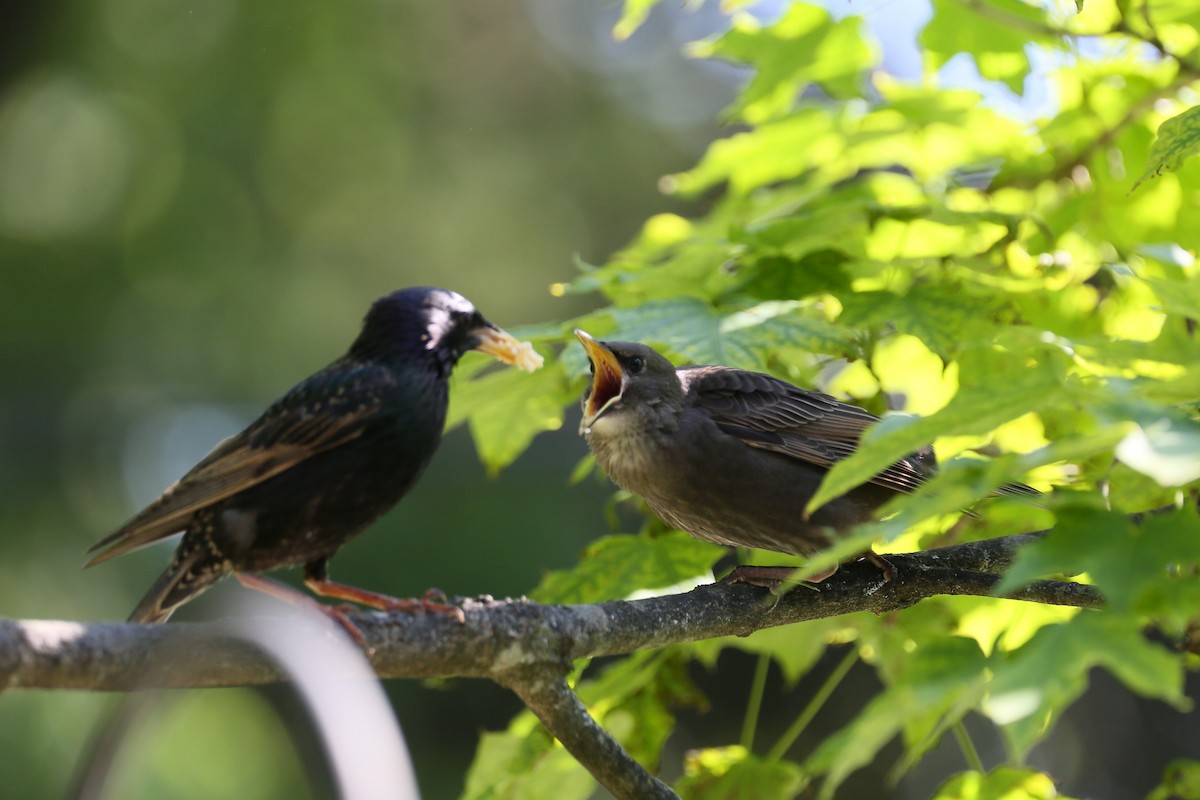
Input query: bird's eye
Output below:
<box><xmin>628</xmin><ymin>356</ymin><xmax>645</xmax><ymax>374</ymax></box>
<box><xmin>588</xmin><ymin>360</ymin><xmax>595</xmax><ymax>375</ymax></box>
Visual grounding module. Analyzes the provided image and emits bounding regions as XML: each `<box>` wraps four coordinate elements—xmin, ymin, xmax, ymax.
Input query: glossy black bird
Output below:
<box><xmin>574</xmin><ymin>330</ymin><xmax>1030</xmax><ymax>583</ymax></box>
<box><xmin>87</xmin><ymin>287</ymin><xmax>542</xmax><ymax>628</ymax></box>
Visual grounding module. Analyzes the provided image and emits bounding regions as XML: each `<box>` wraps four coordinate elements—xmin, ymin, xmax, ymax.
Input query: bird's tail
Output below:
<box><xmin>127</xmin><ymin>549</ymin><xmax>218</xmax><ymax>623</ymax></box>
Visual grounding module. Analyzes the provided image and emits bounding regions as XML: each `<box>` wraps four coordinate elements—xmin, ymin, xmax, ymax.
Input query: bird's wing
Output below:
<box><xmin>682</xmin><ymin>366</ymin><xmax>935</xmax><ymax>495</ymax></box>
<box><xmin>86</xmin><ymin>361</ymin><xmax>393</xmax><ymax>566</ymax></box>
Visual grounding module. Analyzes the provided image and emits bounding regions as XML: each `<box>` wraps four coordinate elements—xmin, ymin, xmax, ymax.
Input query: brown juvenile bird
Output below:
<box><xmin>87</xmin><ymin>287</ymin><xmax>541</xmax><ymax>631</ymax></box>
<box><xmin>574</xmin><ymin>330</ymin><xmax>1022</xmax><ymax>583</ymax></box>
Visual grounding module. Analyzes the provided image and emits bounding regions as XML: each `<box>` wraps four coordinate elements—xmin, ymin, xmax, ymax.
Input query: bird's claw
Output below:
<box><xmin>863</xmin><ymin>551</ymin><xmax>896</xmax><ymax>583</ymax></box>
<box><xmin>377</xmin><ymin>590</ymin><xmax>465</xmax><ymax>623</ymax></box>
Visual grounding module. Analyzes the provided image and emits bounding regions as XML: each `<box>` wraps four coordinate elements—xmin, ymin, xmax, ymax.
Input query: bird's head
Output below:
<box><xmin>353</xmin><ymin>287</ymin><xmax>541</xmax><ymax>375</ymax></box>
<box><xmin>574</xmin><ymin>330</ymin><xmax>682</xmax><ymax>434</ymax></box>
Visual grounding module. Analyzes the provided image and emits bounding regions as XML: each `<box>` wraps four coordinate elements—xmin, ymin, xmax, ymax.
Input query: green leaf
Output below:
<box><xmin>447</xmin><ymin>359</ymin><xmax>571</xmax><ymax>475</ymax></box>
<box><xmin>669</xmin><ymin>108</ymin><xmax>841</xmax><ymax>196</ymax></box>
<box><xmin>997</xmin><ymin>505</ymin><xmax>1200</xmax><ymax>625</ymax></box>
<box><xmin>921</xmin><ymin>0</ymin><xmax>1053</xmax><ymax>93</ymax></box>
<box><xmin>807</xmin><ymin>637</ymin><xmax>989</xmax><ymax>799</ymax></box>
<box><xmin>532</xmin><ymin>531</ymin><xmax>725</xmax><ymax>604</ymax></box>
<box><xmin>698</xmin><ymin>5</ymin><xmax>875</xmax><ymax>122</ymax></box>
<box><xmin>993</xmin><ymin>506</ymin><xmax>1119</xmax><ymax>597</ymax></box>
<box><xmin>691</xmin><ymin>620</ymin><xmax>844</xmax><ymax>687</ymax></box>
<box><xmin>732</xmin><ymin>203</ymin><xmax>873</xmax><ymax>263</ymax></box>
<box><xmin>954</xmin><ymin>596</ymin><xmax>1080</xmax><ymax>656</ymax></box>
<box><xmin>595</xmin><ymin>298</ymin><xmax>854</xmax><ymax>371</ymax></box>
<box><xmin>867</xmin><ymin>456</ymin><xmax>1038</xmax><ymax>544</ymax></box>
<box><xmin>806</xmin><ymin>346</ymin><xmax>1066</xmax><ymax>514</ymax></box>
<box><xmin>462</xmin><ymin>721</ymin><xmax>594</xmax><ymax>800</ymax></box>
<box><xmin>1148</xmin><ymin>760</ymin><xmax>1200</xmax><ymax>800</ymax></box>
<box><xmin>933</xmin><ymin>767</ymin><xmax>1067</xmax><ymax>800</ymax></box>
<box><xmin>676</xmin><ymin>746</ymin><xmax>807</xmax><ymax>800</ymax></box>
<box><xmin>1133</xmin><ymin>105</ymin><xmax>1200</xmax><ymax>190</ymax></box>
<box><xmin>737</xmin><ymin>251</ymin><xmax>854</xmax><ymax>302</ymax></box>
<box><xmin>1114</xmin><ymin>408</ymin><xmax>1200</xmax><ymax>486</ymax></box>
<box><xmin>578</xmin><ymin>650</ymin><xmax>708</xmax><ymax>768</ymax></box>
<box><xmin>983</xmin><ymin>612</ymin><xmax>1187</xmax><ymax>760</ymax></box>
<box><xmin>1141</xmin><ymin>269</ymin><xmax>1200</xmax><ymax>321</ymax></box>
<box><xmin>836</xmin><ymin>283</ymin><xmax>998</xmax><ymax>358</ymax></box>
<box><xmin>613</xmin><ymin>0</ymin><xmax>663</xmax><ymax>41</ymax></box>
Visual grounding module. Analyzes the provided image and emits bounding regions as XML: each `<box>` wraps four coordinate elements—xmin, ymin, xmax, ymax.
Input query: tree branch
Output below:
<box><xmin>1</xmin><ymin>537</ymin><xmax>1101</xmax><ymax>693</ymax></box>
<box><xmin>503</xmin><ymin>672</ymin><xmax>678</xmax><ymax>799</ymax></box>
<box><xmin>1</xmin><ymin>534</ymin><xmax>1106</xmax><ymax>800</ymax></box>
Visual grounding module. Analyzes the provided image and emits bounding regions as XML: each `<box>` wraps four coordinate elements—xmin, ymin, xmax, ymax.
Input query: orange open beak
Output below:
<box><xmin>472</xmin><ymin>325</ymin><xmax>543</xmax><ymax>372</ymax></box>
<box><xmin>574</xmin><ymin>329</ymin><xmax>624</xmax><ymax>421</ymax></box>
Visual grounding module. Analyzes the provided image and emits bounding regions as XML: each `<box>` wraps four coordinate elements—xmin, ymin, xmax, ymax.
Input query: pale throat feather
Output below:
<box><xmin>584</xmin><ymin>400</ymin><xmax>678</xmax><ymax>491</ymax></box>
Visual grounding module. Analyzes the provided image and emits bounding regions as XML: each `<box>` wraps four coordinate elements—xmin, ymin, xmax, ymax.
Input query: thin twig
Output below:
<box><xmin>741</xmin><ymin>652</ymin><xmax>771</xmax><ymax>750</ymax></box>
<box><xmin>767</xmin><ymin>645</ymin><xmax>860</xmax><ymax>762</ymax></box>
<box><xmin>953</xmin><ymin>721</ymin><xmax>985</xmax><ymax>773</ymax></box>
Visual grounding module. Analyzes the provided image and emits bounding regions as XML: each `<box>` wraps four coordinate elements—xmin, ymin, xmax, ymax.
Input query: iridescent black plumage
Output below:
<box><xmin>87</xmin><ymin>287</ymin><xmax>540</xmax><ymax>623</ymax></box>
<box><xmin>574</xmin><ymin>331</ymin><xmax>1033</xmax><ymax>576</ymax></box>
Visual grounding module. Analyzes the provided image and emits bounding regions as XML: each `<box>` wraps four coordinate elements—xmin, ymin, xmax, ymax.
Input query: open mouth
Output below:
<box><xmin>574</xmin><ymin>329</ymin><xmax>624</xmax><ymax>421</ymax></box>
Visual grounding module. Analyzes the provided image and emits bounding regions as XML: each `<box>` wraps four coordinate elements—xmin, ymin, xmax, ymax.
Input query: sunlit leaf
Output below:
<box><xmin>596</xmin><ymin>298</ymin><xmax>855</xmax><ymax>371</ymax></box>
<box><xmin>613</xmin><ymin>0</ymin><xmax>663</xmax><ymax>41</ymax></box>
<box><xmin>807</xmin><ymin>637</ymin><xmax>989</xmax><ymax>798</ymax></box>
<box><xmin>1148</xmin><ymin>759</ymin><xmax>1200</xmax><ymax>800</ymax></box>
<box><xmin>691</xmin><ymin>620</ymin><xmax>844</xmax><ymax>687</ymax></box>
<box><xmin>1133</xmin><ymin>105</ymin><xmax>1200</xmax><ymax>190</ymax></box>
<box><xmin>462</xmin><ymin>720</ymin><xmax>594</xmax><ymax>800</ymax></box>
<box><xmin>983</xmin><ymin>613</ymin><xmax>1186</xmax><ymax>760</ymax></box>
<box><xmin>700</xmin><ymin>4</ymin><xmax>875</xmax><ymax>122</ymax></box>
<box><xmin>921</xmin><ymin>0</ymin><xmax>1054</xmax><ymax>93</ymax></box>
<box><xmin>836</xmin><ymin>283</ymin><xmax>998</xmax><ymax>358</ymax></box>
<box><xmin>532</xmin><ymin>531</ymin><xmax>724</xmax><ymax>604</ymax></box>
<box><xmin>579</xmin><ymin>650</ymin><xmax>708</xmax><ymax>768</ymax></box>
<box><xmin>448</xmin><ymin>360</ymin><xmax>572</xmax><ymax>474</ymax></box>
<box><xmin>1114</xmin><ymin>411</ymin><xmax>1200</xmax><ymax>486</ymax></box>
<box><xmin>669</xmin><ymin>108</ymin><xmax>842</xmax><ymax>196</ymax></box>
<box><xmin>806</xmin><ymin>346</ymin><xmax>1067</xmax><ymax>514</ymax></box>
<box><xmin>676</xmin><ymin>746</ymin><xmax>807</xmax><ymax>800</ymax></box>
<box><xmin>933</xmin><ymin>767</ymin><xmax>1067</xmax><ymax>800</ymax></box>
<box><xmin>997</xmin><ymin>505</ymin><xmax>1200</xmax><ymax>626</ymax></box>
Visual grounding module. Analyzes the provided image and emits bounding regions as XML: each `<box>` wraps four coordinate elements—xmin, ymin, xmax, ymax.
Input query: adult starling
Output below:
<box><xmin>574</xmin><ymin>330</ymin><xmax>1028</xmax><ymax>582</ymax></box>
<box><xmin>87</xmin><ymin>287</ymin><xmax>542</xmax><ymax>629</ymax></box>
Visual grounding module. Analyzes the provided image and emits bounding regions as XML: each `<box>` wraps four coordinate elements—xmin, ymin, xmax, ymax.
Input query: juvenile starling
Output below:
<box><xmin>574</xmin><ymin>330</ymin><xmax>1029</xmax><ymax>582</ymax></box>
<box><xmin>87</xmin><ymin>287</ymin><xmax>542</xmax><ymax>628</ymax></box>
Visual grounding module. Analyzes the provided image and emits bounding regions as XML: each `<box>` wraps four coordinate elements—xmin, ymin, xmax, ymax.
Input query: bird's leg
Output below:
<box><xmin>234</xmin><ymin>572</ymin><xmax>369</xmax><ymax>648</ymax></box>
<box><xmin>304</xmin><ymin>579</ymin><xmax>467</xmax><ymax>623</ymax></box>
<box><xmin>302</xmin><ymin>561</ymin><xmax>466</xmax><ymax>623</ymax></box>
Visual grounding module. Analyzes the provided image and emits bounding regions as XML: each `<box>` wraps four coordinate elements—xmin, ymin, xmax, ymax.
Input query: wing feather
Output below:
<box><xmin>86</xmin><ymin>362</ymin><xmax>391</xmax><ymax>566</ymax></box>
<box><xmin>683</xmin><ymin>366</ymin><xmax>936</xmax><ymax>495</ymax></box>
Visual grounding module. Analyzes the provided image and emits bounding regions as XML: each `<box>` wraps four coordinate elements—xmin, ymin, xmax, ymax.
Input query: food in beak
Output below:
<box><xmin>574</xmin><ymin>329</ymin><xmax>624</xmax><ymax>420</ymax></box>
<box><xmin>473</xmin><ymin>326</ymin><xmax>544</xmax><ymax>372</ymax></box>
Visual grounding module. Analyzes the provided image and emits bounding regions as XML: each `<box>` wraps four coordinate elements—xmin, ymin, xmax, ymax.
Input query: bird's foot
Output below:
<box><xmin>305</xmin><ymin>578</ymin><xmax>466</xmax><ymax>623</ymax></box>
<box><xmin>863</xmin><ymin>551</ymin><xmax>896</xmax><ymax>583</ymax></box>
<box><xmin>320</xmin><ymin>605</ymin><xmax>372</xmax><ymax>650</ymax></box>
<box><xmin>235</xmin><ymin>572</ymin><xmax>370</xmax><ymax>649</ymax></box>
<box><xmin>372</xmin><ymin>589</ymin><xmax>466</xmax><ymax>624</ymax></box>
<box><xmin>721</xmin><ymin>565</ymin><xmax>833</xmax><ymax>593</ymax></box>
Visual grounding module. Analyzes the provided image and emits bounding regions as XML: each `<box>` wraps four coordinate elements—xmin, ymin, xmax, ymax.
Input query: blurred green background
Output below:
<box><xmin>0</xmin><ymin>0</ymin><xmax>731</xmax><ymax>796</ymax></box>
